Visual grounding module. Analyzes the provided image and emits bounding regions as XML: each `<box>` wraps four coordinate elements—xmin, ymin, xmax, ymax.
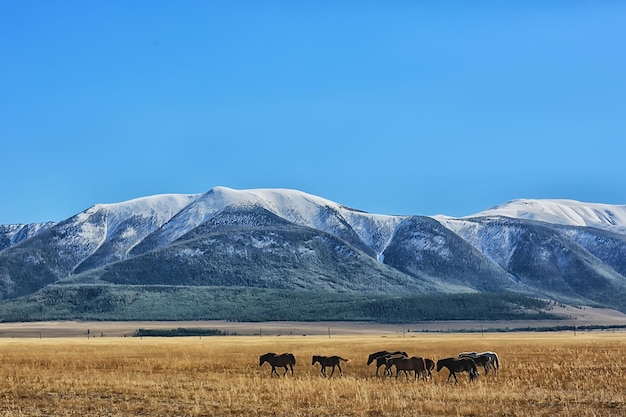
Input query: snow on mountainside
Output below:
<box><xmin>469</xmin><ymin>199</ymin><xmax>626</xmax><ymax>234</ymax></box>
<box><xmin>0</xmin><ymin>222</ymin><xmax>56</xmax><ymax>251</ymax></box>
<box><xmin>61</xmin><ymin>193</ymin><xmax>200</xmax><ymax>270</ymax></box>
<box><xmin>89</xmin><ymin>193</ymin><xmax>200</xmax><ymax>237</ymax></box>
<box><xmin>3</xmin><ymin>187</ymin><xmax>626</xmax><ymax>312</ymax></box>
<box><xmin>132</xmin><ymin>186</ymin><xmax>405</xmax><ymax>259</ymax></box>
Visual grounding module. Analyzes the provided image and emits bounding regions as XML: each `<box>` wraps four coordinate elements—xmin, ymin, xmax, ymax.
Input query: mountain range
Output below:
<box><xmin>1</xmin><ymin>186</ymin><xmax>626</xmax><ymax>321</ymax></box>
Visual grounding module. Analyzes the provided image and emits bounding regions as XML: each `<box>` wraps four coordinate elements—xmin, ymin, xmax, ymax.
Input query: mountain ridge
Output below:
<box><xmin>1</xmin><ymin>187</ymin><xmax>626</xmax><ymax>319</ymax></box>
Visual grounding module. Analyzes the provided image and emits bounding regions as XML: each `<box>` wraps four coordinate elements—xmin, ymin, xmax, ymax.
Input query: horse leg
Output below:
<box><xmin>338</xmin><ymin>363</ymin><xmax>343</xmax><ymax>377</ymax></box>
<box><xmin>289</xmin><ymin>364</ymin><xmax>294</xmax><ymax>376</ymax></box>
<box><xmin>271</xmin><ymin>366</ymin><xmax>279</xmax><ymax>377</ymax></box>
<box><xmin>470</xmin><ymin>369</ymin><xmax>477</xmax><ymax>381</ymax></box>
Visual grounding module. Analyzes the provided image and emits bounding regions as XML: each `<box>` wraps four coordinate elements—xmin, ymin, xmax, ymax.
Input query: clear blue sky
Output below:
<box><xmin>1</xmin><ymin>1</ymin><xmax>625</xmax><ymax>224</ymax></box>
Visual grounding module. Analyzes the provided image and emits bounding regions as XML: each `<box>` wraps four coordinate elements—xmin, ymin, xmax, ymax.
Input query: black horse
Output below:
<box><xmin>424</xmin><ymin>358</ymin><xmax>435</xmax><ymax>380</ymax></box>
<box><xmin>458</xmin><ymin>352</ymin><xmax>494</xmax><ymax>375</ymax></box>
<box><xmin>312</xmin><ymin>355</ymin><xmax>349</xmax><ymax>377</ymax></box>
<box><xmin>367</xmin><ymin>351</ymin><xmax>408</xmax><ymax>376</ymax></box>
<box><xmin>459</xmin><ymin>351</ymin><xmax>500</xmax><ymax>374</ymax></box>
<box><xmin>259</xmin><ymin>352</ymin><xmax>296</xmax><ymax>377</ymax></box>
<box><xmin>436</xmin><ymin>357</ymin><xmax>478</xmax><ymax>383</ymax></box>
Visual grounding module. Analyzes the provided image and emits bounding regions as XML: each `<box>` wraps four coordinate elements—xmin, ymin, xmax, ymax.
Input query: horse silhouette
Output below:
<box><xmin>384</xmin><ymin>356</ymin><xmax>427</xmax><ymax>380</ymax></box>
<box><xmin>312</xmin><ymin>355</ymin><xmax>349</xmax><ymax>377</ymax></box>
<box><xmin>459</xmin><ymin>351</ymin><xmax>500</xmax><ymax>374</ymax></box>
<box><xmin>436</xmin><ymin>357</ymin><xmax>478</xmax><ymax>383</ymax></box>
<box><xmin>367</xmin><ymin>351</ymin><xmax>408</xmax><ymax>376</ymax></box>
<box><xmin>259</xmin><ymin>352</ymin><xmax>296</xmax><ymax>377</ymax></box>
<box><xmin>424</xmin><ymin>358</ymin><xmax>435</xmax><ymax>380</ymax></box>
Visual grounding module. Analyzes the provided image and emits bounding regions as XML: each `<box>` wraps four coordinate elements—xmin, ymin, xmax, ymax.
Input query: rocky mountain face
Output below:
<box><xmin>1</xmin><ymin>187</ymin><xmax>625</xmax><ymax>312</ymax></box>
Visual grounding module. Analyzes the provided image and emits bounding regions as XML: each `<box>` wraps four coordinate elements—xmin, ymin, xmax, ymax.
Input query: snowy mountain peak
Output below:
<box><xmin>78</xmin><ymin>193</ymin><xmax>200</xmax><ymax>238</ymax></box>
<box><xmin>138</xmin><ymin>186</ymin><xmax>405</xmax><ymax>257</ymax></box>
<box><xmin>470</xmin><ymin>198</ymin><xmax>626</xmax><ymax>234</ymax></box>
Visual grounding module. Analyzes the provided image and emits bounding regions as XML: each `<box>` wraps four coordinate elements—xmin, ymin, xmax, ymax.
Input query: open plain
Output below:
<box><xmin>0</xmin><ymin>329</ymin><xmax>624</xmax><ymax>416</ymax></box>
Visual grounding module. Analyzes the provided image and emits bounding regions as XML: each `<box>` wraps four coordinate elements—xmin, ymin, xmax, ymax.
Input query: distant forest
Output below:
<box><xmin>0</xmin><ymin>285</ymin><xmax>562</xmax><ymax>323</ymax></box>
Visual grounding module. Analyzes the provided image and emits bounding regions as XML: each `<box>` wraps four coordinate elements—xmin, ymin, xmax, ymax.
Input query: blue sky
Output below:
<box><xmin>1</xmin><ymin>1</ymin><xmax>625</xmax><ymax>224</ymax></box>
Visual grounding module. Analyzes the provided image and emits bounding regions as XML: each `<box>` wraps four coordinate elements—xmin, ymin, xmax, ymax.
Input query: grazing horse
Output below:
<box><xmin>459</xmin><ymin>351</ymin><xmax>500</xmax><ymax>374</ymax></box>
<box><xmin>436</xmin><ymin>357</ymin><xmax>478</xmax><ymax>383</ymax></box>
<box><xmin>376</xmin><ymin>354</ymin><xmax>407</xmax><ymax>376</ymax></box>
<box><xmin>312</xmin><ymin>355</ymin><xmax>349</xmax><ymax>377</ymax></box>
<box><xmin>478</xmin><ymin>351</ymin><xmax>500</xmax><ymax>374</ymax></box>
<box><xmin>424</xmin><ymin>358</ymin><xmax>435</xmax><ymax>380</ymax></box>
<box><xmin>458</xmin><ymin>352</ymin><xmax>491</xmax><ymax>374</ymax></box>
<box><xmin>259</xmin><ymin>352</ymin><xmax>296</xmax><ymax>377</ymax></box>
<box><xmin>367</xmin><ymin>351</ymin><xmax>408</xmax><ymax>376</ymax></box>
<box><xmin>384</xmin><ymin>356</ymin><xmax>427</xmax><ymax>380</ymax></box>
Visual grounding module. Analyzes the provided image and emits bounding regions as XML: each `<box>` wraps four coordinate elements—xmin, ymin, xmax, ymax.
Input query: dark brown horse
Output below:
<box><xmin>458</xmin><ymin>352</ymin><xmax>492</xmax><ymax>375</ymax></box>
<box><xmin>259</xmin><ymin>352</ymin><xmax>296</xmax><ymax>377</ymax></box>
<box><xmin>367</xmin><ymin>351</ymin><xmax>408</xmax><ymax>376</ymax></box>
<box><xmin>424</xmin><ymin>358</ymin><xmax>435</xmax><ymax>380</ymax></box>
<box><xmin>436</xmin><ymin>357</ymin><xmax>478</xmax><ymax>383</ymax></box>
<box><xmin>384</xmin><ymin>356</ymin><xmax>427</xmax><ymax>380</ymax></box>
<box><xmin>459</xmin><ymin>351</ymin><xmax>500</xmax><ymax>374</ymax></box>
<box><xmin>312</xmin><ymin>355</ymin><xmax>349</xmax><ymax>377</ymax></box>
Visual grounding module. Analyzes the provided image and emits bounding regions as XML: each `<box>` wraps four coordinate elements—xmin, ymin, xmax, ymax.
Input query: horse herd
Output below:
<box><xmin>259</xmin><ymin>350</ymin><xmax>500</xmax><ymax>383</ymax></box>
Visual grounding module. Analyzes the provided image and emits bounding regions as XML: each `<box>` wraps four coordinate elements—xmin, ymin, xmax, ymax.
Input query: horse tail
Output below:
<box><xmin>289</xmin><ymin>353</ymin><xmax>296</xmax><ymax>365</ymax></box>
<box><xmin>340</xmin><ymin>357</ymin><xmax>350</xmax><ymax>362</ymax></box>
<box><xmin>493</xmin><ymin>353</ymin><xmax>500</xmax><ymax>369</ymax></box>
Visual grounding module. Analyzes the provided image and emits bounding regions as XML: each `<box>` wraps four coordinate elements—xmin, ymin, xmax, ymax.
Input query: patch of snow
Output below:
<box><xmin>470</xmin><ymin>199</ymin><xmax>626</xmax><ymax>234</ymax></box>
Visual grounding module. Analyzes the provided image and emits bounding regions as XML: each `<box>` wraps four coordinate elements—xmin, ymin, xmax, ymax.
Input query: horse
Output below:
<box><xmin>384</xmin><ymin>356</ymin><xmax>427</xmax><ymax>380</ymax></box>
<box><xmin>459</xmin><ymin>351</ymin><xmax>500</xmax><ymax>374</ymax></box>
<box><xmin>259</xmin><ymin>352</ymin><xmax>296</xmax><ymax>377</ymax></box>
<box><xmin>424</xmin><ymin>358</ymin><xmax>435</xmax><ymax>380</ymax></box>
<box><xmin>373</xmin><ymin>354</ymin><xmax>407</xmax><ymax>376</ymax></box>
<box><xmin>458</xmin><ymin>352</ymin><xmax>492</xmax><ymax>374</ymax></box>
<box><xmin>312</xmin><ymin>355</ymin><xmax>349</xmax><ymax>377</ymax></box>
<box><xmin>436</xmin><ymin>357</ymin><xmax>478</xmax><ymax>383</ymax></box>
<box><xmin>367</xmin><ymin>351</ymin><xmax>408</xmax><ymax>376</ymax></box>
<box><xmin>478</xmin><ymin>351</ymin><xmax>500</xmax><ymax>374</ymax></box>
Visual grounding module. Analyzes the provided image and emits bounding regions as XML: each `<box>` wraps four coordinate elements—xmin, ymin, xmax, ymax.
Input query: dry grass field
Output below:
<box><xmin>0</xmin><ymin>332</ymin><xmax>624</xmax><ymax>416</ymax></box>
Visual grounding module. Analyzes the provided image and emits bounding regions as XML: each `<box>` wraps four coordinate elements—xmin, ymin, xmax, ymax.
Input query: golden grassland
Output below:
<box><xmin>0</xmin><ymin>332</ymin><xmax>624</xmax><ymax>416</ymax></box>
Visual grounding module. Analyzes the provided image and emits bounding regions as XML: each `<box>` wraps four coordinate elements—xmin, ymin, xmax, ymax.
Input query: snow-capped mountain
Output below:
<box><xmin>0</xmin><ymin>222</ymin><xmax>55</xmax><ymax>251</ymax></box>
<box><xmin>130</xmin><ymin>186</ymin><xmax>404</xmax><ymax>260</ymax></box>
<box><xmin>1</xmin><ymin>187</ymin><xmax>626</xmax><ymax>316</ymax></box>
<box><xmin>470</xmin><ymin>199</ymin><xmax>626</xmax><ymax>234</ymax></box>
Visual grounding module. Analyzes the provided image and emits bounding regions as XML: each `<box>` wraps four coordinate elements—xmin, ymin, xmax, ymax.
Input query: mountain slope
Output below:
<box><xmin>0</xmin><ymin>194</ymin><xmax>197</xmax><ymax>298</ymax></box>
<box><xmin>68</xmin><ymin>206</ymin><xmax>436</xmax><ymax>294</ymax></box>
<box><xmin>383</xmin><ymin>216</ymin><xmax>525</xmax><ymax>294</ymax></box>
<box><xmin>439</xmin><ymin>216</ymin><xmax>626</xmax><ymax>308</ymax></box>
<box><xmin>0</xmin><ymin>222</ymin><xmax>55</xmax><ymax>251</ymax></box>
<box><xmin>130</xmin><ymin>186</ymin><xmax>403</xmax><ymax>259</ymax></box>
<box><xmin>472</xmin><ymin>199</ymin><xmax>626</xmax><ymax>234</ymax></box>
<box><xmin>1</xmin><ymin>187</ymin><xmax>626</xmax><ymax>317</ymax></box>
